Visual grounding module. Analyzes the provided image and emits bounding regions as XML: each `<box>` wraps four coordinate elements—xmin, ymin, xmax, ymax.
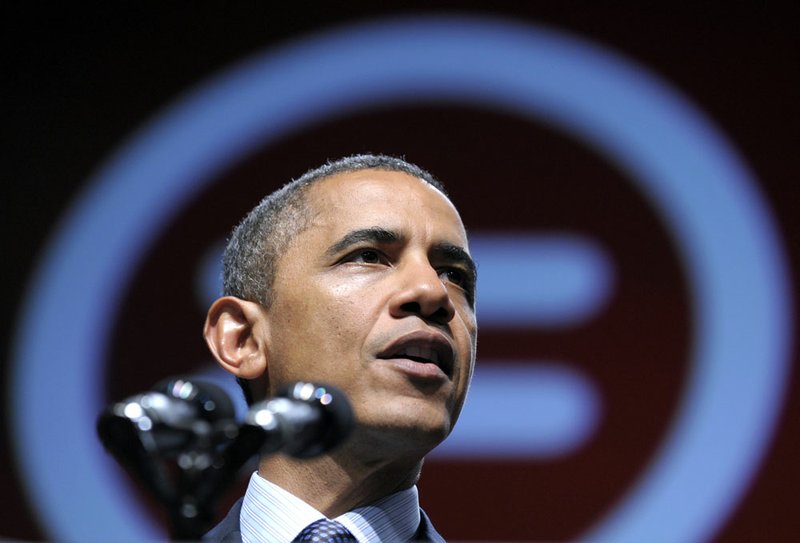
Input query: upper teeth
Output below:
<box><xmin>398</xmin><ymin>345</ymin><xmax>440</xmax><ymax>363</ymax></box>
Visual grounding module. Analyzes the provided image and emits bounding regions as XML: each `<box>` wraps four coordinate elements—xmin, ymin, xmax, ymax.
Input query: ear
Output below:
<box><xmin>203</xmin><ymin>296</ymin><xmax>269</xmax><ymax>379</ymax></box>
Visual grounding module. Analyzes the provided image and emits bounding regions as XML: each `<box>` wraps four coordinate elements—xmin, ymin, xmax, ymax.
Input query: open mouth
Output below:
<box><xmin>377</xmin><ymin>334</ymin><xmax>455</xmax><ymax>378</ymax></box>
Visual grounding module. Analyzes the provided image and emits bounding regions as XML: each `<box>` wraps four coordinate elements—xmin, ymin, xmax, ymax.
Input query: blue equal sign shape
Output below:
<box><xmin>469</xmin><ymin>233</ymin><xmax>614</xmax><ymax>328</ymax></box>
<box><xmin>430</xmin><ymin>361</ymin><xmax>602</xmax><ymax>459</ymax></box>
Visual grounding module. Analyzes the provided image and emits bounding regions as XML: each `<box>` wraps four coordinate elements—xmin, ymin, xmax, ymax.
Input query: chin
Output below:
<box><xmin>358</xmin><ymin>403</ymin><xmax>455</xmax><ymax>453</ymax></box>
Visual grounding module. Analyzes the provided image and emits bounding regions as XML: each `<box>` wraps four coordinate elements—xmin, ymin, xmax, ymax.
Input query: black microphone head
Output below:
<box><xmin>96</xmin><ymin>402</ymin><xmax>147</xmax><ymax>459</ymax></box>
<box><xmin>97</xmin><ymin>376</ymin><xmax>237</xmax><ymax>459</ymax></box>
<box><xmin>155</xmin><ymin>376</ymin><xmax>236</xmax><ymax>423</ymax></box>
<box><xmin>277</xmin><ymin>382</ymin><xmax>354</xmax><ymax>459</ymax></box>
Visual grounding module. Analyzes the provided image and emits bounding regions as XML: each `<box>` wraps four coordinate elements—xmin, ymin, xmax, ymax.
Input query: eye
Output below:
<box><xmin>440</xmin><ymin>268</ymin><xmax>465</xmax><ymax>286</ymax></box>
<box><xmin>347</xmin><ymin>249</ymin><xmax>384</xmax><ymax>264</ymax></box>
<box><xmin>440</xmin><ymin>267</ymin><xmax>477</xmax><ymax>307</ymax></box>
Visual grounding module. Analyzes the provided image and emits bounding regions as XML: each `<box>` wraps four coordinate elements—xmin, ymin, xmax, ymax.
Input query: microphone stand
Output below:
<box><xmin>164</xmin><ymin>421</ymin><xmax>234</xmax><ymax>540</ymax></box>
<box><xmin>97</xmin><ymin>378</ymin><xmax>251</xmax><ymax>541</ymax></box>
<box><xmin>169</xmin><ymin>420</ymin><xmax>265</xmax><ymax>540</ymax></box>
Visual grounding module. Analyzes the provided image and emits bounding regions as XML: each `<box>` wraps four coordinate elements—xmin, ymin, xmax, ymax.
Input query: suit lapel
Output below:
<box><xmin>202</xmin><ymin>498</ymin><xmax>243</xmax><ymax>543</ymax></box>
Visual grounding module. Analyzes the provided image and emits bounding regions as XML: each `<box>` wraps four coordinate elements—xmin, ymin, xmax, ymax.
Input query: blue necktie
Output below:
<box><xmin>291</xmin><ymin>519</ymin><xmax>358</xmax><ymax>543</ymax></box>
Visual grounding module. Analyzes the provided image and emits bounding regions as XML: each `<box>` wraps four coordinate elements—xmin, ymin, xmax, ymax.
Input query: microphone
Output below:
<box><xmin>97</xmin><ymin>376</ymin><xmax>236</xmax><ymax>457</ymax></box>
<box><xmin>96</xmin><ymin>378</ymin><xmax>354</xmax><ymax>539</ymax></box>
<box><xmin>233</xmin><ymin>381</ymin><xmax>354</xmax><ymax>460</ymax></box>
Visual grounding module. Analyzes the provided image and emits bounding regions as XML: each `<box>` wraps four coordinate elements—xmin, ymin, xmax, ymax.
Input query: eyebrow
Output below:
<box><xmin>328</xmin><ymin>227</ymin><xmax>476</xmax><ymax>276</ymax></box>
<box><xmin>326</xmin><ymin>227</ymin><xmax>401</xmax><ymax>256</ymax></box>
<box><xmin>327</xmin><ymin>228</ymin><xmax>475</xmax><ymax>273</ymax></box>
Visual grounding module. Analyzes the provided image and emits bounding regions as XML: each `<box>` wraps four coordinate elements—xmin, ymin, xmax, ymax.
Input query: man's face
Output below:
<box><xmin>263</xmin><ymin>169</ymin><xmax>477</xmax><ymax>455</ymax></box>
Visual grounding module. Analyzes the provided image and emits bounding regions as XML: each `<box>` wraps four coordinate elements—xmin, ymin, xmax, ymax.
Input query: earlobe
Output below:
<box><xmin>203</xmin><ymin>297</ymin><xmax>268</xmax><ymax>380</ymax></box>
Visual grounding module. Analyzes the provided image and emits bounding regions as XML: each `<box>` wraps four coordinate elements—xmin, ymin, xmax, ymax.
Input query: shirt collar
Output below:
<box><xmin>240</xmin><ymin>471</ymin><xmax>421</xmax><ymax>543</ymax></box>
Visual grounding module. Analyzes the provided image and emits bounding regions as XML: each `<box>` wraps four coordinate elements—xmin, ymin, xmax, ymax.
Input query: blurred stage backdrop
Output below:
<box><xmin>3</xmin><ymin>3</ymin><xmax>798</xmax><ymax>542</ymax></box>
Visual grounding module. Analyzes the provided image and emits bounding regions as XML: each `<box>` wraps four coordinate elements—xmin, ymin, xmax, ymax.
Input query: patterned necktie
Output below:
<box><xmin>291</xmin><ymin>518</ymin><xmax>358</xmax><ymax>543</ymax></box>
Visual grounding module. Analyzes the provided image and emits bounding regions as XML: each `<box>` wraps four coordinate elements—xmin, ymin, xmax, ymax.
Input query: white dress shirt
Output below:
<box><xmin>239</xmin><ymin>471</ymin><xmax>421</xmax><ymax>543</ymax></box>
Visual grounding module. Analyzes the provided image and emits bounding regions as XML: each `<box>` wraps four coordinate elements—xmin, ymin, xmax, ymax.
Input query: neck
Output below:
<box><xmin>257</xmin><ymin>442</ymin><xmax>425</xmax><ymax>517</ymax></box>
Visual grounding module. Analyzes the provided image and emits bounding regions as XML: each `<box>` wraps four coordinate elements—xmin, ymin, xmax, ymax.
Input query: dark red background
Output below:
<box><xmin>3</xmin><ymin>3</ymin><xmax>798</xmax><ymax>541</ymax></box>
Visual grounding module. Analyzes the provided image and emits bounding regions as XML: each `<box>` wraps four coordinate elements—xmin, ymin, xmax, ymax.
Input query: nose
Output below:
<box><xmin>389</xmin><ymin>257</ymin><xmax>456</xmax><ymax>325</ymax></box>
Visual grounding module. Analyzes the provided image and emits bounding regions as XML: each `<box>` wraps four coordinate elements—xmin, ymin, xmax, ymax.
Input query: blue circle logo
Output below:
<box><xmin>11</xmin><ymin>16</ymin><xmax>791</xmax><ymax>542</ymax></box>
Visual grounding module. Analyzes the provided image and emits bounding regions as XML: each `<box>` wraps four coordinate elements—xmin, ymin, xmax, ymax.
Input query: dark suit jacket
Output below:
<box><xmin>203</xmin><ymin>497</ymin><xmax>445</xmax><ymax>542</ymax></box>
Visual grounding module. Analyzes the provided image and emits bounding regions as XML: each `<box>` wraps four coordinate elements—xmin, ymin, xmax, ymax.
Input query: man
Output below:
<box><xmin>202</xmin><ymin>154</ymin><xmax>477</xmax><ymax>542</ymax></box>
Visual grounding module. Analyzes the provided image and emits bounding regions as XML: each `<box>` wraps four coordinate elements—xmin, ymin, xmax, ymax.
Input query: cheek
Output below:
<box><xmin>456</xmin><ymin>309</ymin><xmax>478</xmax><ymax>350</ymax></box>
<box><xmin>323</xmin><ymin>301</ymin><xmax>375</xmax><ymax>352</ymax></box>
<box><xmin>454</xmin><ymin>315</ymin><xmax>478</xmax><ymax>383</ymax></box>
<box><xmin>303</xmin><ymin>283</ymin><xmax>379</xmax><ymax>354</ymax></box>
<box><xmin>325</xmin><ymin>275</ymin><xmax>386</xmax><ymax>326</ymax></box>
<box><xmin>328</xmin><ymin>271</ymin><xmax>380</xmax><ymax>298</ymax></box>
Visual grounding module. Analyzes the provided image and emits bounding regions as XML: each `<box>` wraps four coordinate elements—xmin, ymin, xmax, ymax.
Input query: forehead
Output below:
<box><xmin>304</xmin><ymin>169</ymin><xmax>468</xmax><ymax>243</ymax></box>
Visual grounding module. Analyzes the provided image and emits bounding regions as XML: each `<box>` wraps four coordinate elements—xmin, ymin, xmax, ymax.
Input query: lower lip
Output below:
<box><xmin>379</xmin><ymin>358</ymin><xmax>449</xmax><ymax>380</ymax></box>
